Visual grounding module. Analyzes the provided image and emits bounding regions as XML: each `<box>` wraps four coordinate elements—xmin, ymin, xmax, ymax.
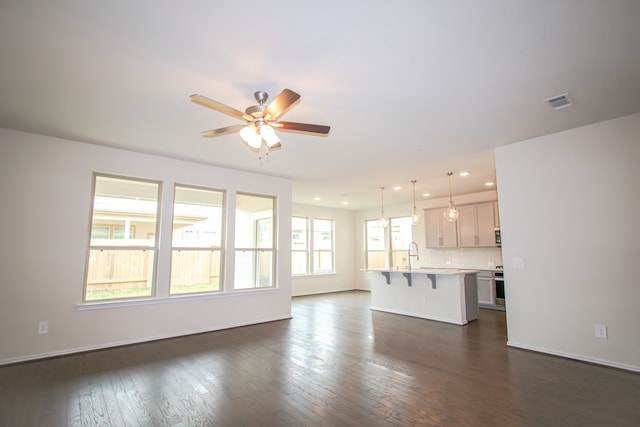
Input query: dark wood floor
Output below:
<box><xmin>1</xmin><ymin>291</ymin><xmax>639</xmax><ymax>426</ymax></box>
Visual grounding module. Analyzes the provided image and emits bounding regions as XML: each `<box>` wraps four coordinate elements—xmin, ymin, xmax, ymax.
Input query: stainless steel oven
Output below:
<box><xmin>495</xmin><ymin>270</ymin><xmax>505</xmax><ymax>306</ymax></box>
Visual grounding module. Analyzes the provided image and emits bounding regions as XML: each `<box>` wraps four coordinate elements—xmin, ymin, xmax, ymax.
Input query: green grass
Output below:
<box><xmin>85</xmin><ymin>282</ymin><xmax>220</xmax><ymax>301</ymax></box>
<box><xmin>170</xmin><ymin>282</ymin><xmax>220</xmax><ymax>295</ymax></box>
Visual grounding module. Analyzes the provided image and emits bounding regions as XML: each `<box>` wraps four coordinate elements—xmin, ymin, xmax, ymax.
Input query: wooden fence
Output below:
<box><xmin>87</xmin><ymin>249</ymin><xmax>220</xmax><ymax>289</ymax></box>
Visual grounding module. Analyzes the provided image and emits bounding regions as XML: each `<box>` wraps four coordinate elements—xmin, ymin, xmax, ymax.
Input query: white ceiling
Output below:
<box><xmin>2</xmin><ymin>1</ymin><xmax>640</xmax><ymax>210</ymax></box>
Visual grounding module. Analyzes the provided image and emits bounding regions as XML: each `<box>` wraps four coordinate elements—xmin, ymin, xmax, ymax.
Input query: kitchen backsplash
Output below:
<box><xmin>424</xmin><ymin>247</ymin><xmax>503</xmax><ymax>268</ymax></box>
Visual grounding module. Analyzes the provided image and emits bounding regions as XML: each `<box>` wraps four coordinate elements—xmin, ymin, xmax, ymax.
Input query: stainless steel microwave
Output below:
<box><xmin>494</xmin><ymin>227</ymin><xmax>501</xmax><ymax>247</ymax></box>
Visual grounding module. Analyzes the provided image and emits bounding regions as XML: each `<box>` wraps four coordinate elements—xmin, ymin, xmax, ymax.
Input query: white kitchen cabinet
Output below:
<box><xmin>424</xmin><ymin>208</ymin><xmax>458</xmax><ymax>248</ymax></box>
<box><xmin>457</xmin><ymin>202</ymin><xmax>496</xmax><ymax>247</ymax></box>
<box><xmin>477</xmin><ymin>270</ymin><xmax>495</xmax><ymax>305</ymax></box>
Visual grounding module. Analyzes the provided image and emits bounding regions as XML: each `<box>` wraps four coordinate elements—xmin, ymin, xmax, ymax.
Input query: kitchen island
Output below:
<box><xmin>365</xmin><ymin>268</ymin><xmax>479</xmax><ymax>325</ymax></box>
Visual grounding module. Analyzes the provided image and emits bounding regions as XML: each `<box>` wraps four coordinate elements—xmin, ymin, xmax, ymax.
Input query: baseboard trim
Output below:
<box><xmin>507</xmin><ymin>341</ymin><xmax>640</xmax><ymax>373</ymax></box>
<box><xmin>0</xmin><ymin>315</ymin><xmax>292</xmax><ymax>366</ymax></box>
<box><xmin>292</xmin><ymin>288</ymin><xmax>369</xmax><ymax>297</ymax></box>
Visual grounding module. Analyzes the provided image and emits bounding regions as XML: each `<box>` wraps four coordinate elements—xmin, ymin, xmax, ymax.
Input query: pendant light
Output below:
<box><xmin>379</xmin><ymin>186</ymin><xmax>389</xmax><ymax>228</ymax></box>
<box><xmin>443</xmin><ymin>172</ymin><xmax>459</xmax><ymax>223</ymax></box>
<box><xmin>410</xmin><ymin>180</ymin><xmax>422</xmax><ymax>226</ymax></box>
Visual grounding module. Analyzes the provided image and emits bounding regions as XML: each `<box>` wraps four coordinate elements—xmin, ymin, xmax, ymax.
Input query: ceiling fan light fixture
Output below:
<box><xmin>240</xmin><ymin>125</ymin><xmax>262</xmax><ymax>150</ymax></box>
<box><xmin>260</xmin><ymin>124</ymin><xmax>281</xmax><ymax>148</ymax></box>
<box><xmin>267</xmin><ymin>141</ymin><xmax>282</xmax><ymax>151</ymax></box>
<box><xmin>191</xmin><ymin>88</ymin><xmax>330</xmax><ymax>156</ymax></box>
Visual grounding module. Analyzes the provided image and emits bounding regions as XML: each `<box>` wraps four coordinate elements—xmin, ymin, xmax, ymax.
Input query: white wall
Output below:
<box><xmin>495</xmin><ymin>112</ymin><xmax>640</xmax><ymax>371</ymax></box>
<box><xmin>355</xmin><ymin>191</ymin><xmax>503</xmax><ymax>290</ymax></box>
<box><xmin>0</xmin><ymin>128</ymin><xmax>292</xmax><ymax>365</ymax></box>
<box><xmin>291</xmin><ymin>204</ymin><xmax>356</xmax><ymax>296</ymax></box>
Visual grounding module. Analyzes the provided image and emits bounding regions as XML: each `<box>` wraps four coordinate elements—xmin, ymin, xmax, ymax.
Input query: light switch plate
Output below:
<box><xmin>38</xmin><ymin>321</ymin><xmax>49</xmax><ymax>334</ymax></box>
<box><xmin>512</xmin><ymin>257</ymin><xmax>525</xmax><ymax>269</ymax></box>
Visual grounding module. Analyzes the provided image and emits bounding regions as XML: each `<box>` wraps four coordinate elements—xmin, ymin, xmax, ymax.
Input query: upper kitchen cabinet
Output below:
<box><xmin>457</xmin><ymin>202</ymin><xmax>496</xmax><ymax>247</ymax></box>
<box><xmin>424</xmin><ymin>208</ymin><xmax>458</xmax><ymax>248</ymax></box>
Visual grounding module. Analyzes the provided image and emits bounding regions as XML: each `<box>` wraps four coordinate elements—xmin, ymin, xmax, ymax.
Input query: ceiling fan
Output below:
<box><xmin>190</xmin><ymin>88</ymin><xmax>330</xmax><ymax>155</ymax></box>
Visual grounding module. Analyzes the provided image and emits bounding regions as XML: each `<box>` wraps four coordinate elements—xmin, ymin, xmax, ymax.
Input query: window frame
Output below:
<box><xmin>365</xmin><ymin>219</ymin><xmax>387</xmax><ymax>269</ymax></box>
<box><xmin>233</xmin><ymin>192</ymin><xmax>277</xmax><ymax>290</ymax></box>
<box><xmin>169</xmin><ymin>184</ymin><xmax>226</xmax><ymax>296</ymax></box>
<box><xmin>291</xmin><ymin>216</ymin><xmax>310</xmax><ymax>275</ymax></box>
<box><xmin>83</xmin><ymin>173</ymin><xmax>161</xmax><ymax>302</ymax></box>
<box><xmin>389</xmin><ymin>216</ymin><xmax>413</xmax><ymax>270</ymax></box>
<box><xmin>291</xmin><ymin>216</ymin><xmax>335</xmax><ymax>276</ymax></box>
<box><xmin>311</xmin><ymin>218</ymin><xmax>335</xmax><ymax>275</ymax></box>
<box><xmin>81</xmin><ymin>172</ymin><xmax>285</xmax><ymax>307</ymax></box>
<box><xmin>364</xmin><ymin>216</ymin><xmax>413</xmax><ymax>270</ymax></box>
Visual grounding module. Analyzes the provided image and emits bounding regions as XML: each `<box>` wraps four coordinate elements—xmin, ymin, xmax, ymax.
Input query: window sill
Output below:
<box><xmin>292</xmin><ymin>273</ymin><xmax>337</xmax><ymax>278</ymax></box>
<box><xmin>76</xmin><ymin>288</ymin><xmax>280</xmax><ymax>311</ymax></box>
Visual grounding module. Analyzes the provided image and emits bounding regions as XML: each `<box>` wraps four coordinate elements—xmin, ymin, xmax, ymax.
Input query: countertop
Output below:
<box><xmin>364</xmin><ymin>268</ymin><xmax>479</xmax><ymax>275</ymax></box>
<box><xmin>418</xmin><ymin>264</ymin><xmax>502</xmax><ymax>272</ymax></box>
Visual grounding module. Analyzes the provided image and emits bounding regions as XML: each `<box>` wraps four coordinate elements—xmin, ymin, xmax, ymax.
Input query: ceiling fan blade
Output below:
<box><xmin>263</xmin><ymin>89</ymin><xmax>301</xmax><ymax>120</ymax></box>
<box><xmin>201</xmin><ymin>124</ymin><xmax>246</xmax><ymax>138</ymax></box>
<box><xmin>274</xmin><ymin>121</ymin><xmax>331</xmax><ymax>136</ymax></box>
<box><xmin>190</xmin><ymin>94</ymin><xmax>252</xmax><ymax>121</ymax></box>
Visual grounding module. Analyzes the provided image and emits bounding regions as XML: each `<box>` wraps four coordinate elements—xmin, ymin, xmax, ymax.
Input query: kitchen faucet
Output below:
<box><xmin>407</xmin><ymin>241</ymin><xmax>419</xmax><ymax>270</ymax></box>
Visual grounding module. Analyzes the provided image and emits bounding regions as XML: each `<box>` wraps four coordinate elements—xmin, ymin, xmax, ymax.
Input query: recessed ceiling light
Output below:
<box><xmin>393</xmin><ymin>186</ymin><xmax>401</xmax><ymax>191</ymax></box>
<box><xmin>485</xmin><ymin>181</ymin><xmax>495</xmax><ymax>186</ymax></box>
<box><xmin>422</xmin><ymin>193</ymin><xmax>430</xmax><ymax>197</ymax></box>
<box><xmin>342</xmin><ymin>201</ymin><xmax>349</xmax><ymax>205</ymax></box>
<box><xmin>313</xmin><ymin>196</ymin><xmax>321</xmax><ymax>201</ymax></box>
<box><xmin>459</xmin><ymin>171</ymin><xmax>469</xmax><ymax>177</ymax></box>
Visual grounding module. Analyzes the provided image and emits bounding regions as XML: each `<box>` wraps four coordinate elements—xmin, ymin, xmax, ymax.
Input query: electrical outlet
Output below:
<box><xmin>38</xmin><ymin>321</ymin><xmax>49</xmax><ymax>335</ymax></box>
<box><xmin>594</xmin><ymin>324</ymin><xmax>608</xmax><ymax>339</ymax></box>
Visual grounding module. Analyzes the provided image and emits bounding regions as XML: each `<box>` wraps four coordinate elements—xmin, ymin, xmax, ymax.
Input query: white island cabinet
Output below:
<box><xmin>365</xmin><ymin>269</ymin><xmax>479</xmax><ymax>325</ymax></box>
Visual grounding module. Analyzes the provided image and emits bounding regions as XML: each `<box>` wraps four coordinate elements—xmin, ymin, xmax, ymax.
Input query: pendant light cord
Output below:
<box><xmin>411</xmin><ymin>180</ymin><xmax>417</xmax><ymax>210</ymax></box>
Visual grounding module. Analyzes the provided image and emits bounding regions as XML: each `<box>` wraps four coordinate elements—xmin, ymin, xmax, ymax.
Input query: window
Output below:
<box><xmin>84</xmin><ymin>174</ymin><xmax>160</xmax><ymax>301</ymax></box>
<box><xmin>291</xmin><ymin>217</ymin><xmax>309</xmax><ymax>275</ymax></box>
<box><xmin>169</xmin><ymin>185</ymin><xmax>225</xmax><ymax>295</ymax></box>
<box><xmin>234</xmin><ymin>193</ymin><xmax>276</xmax><ymax>289</ymax></box>
<box><xmin>364</xmin><ymin>217</ymin><xmax>413</xmax><ymax>270</ymax></box>
<box><xmin>291</xmin><ymin>217</ymin><xmax>334</xmax><ymax>276</ymax></box>
<box><xmin>365</xmin><ymin>219</ymin><xmax>386</xmax><ymax>268</ymax></box>
<box><xmin>83</xmin><ymin>174</ymin><xmax>282</xmax><ymax>303</ymax></box>
<box><xmin>390</xmin><ymin>217</ymin><xmax>413</xmax><ymax>269</ymax></box>
<box><xmin>313</xmin><ymin>218</ymin><xmax>334</xmax><ymax>274</ymax></box>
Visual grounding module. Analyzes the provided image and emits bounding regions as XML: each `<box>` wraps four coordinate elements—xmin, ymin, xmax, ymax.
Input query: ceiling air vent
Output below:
<box><xmin>545</xmin><ymin>93</ymin><xmax>574</xmax><ymax>110</ymax></box>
